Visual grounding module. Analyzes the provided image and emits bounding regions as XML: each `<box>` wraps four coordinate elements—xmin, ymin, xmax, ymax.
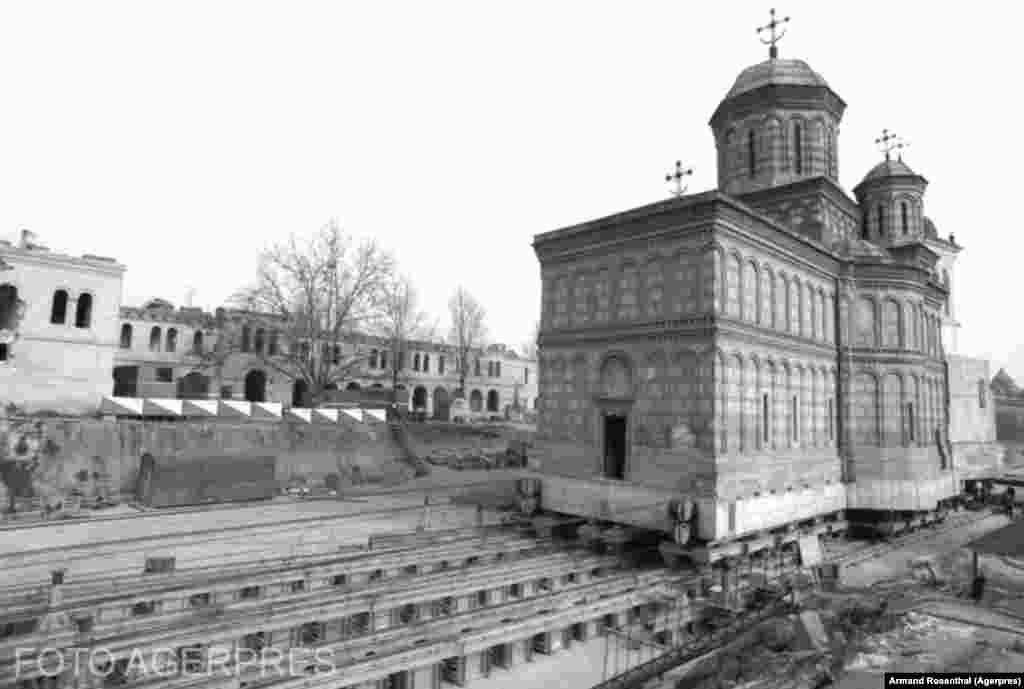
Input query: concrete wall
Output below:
<box><xmin>948</xmin><ymin>355</ymin><xmax>996</xmax><ymax>443</ymax></box>
<box><xmin>0</xmin><ymin>415</ymin><xmax>411</xmax><ymax>509</ymax></box>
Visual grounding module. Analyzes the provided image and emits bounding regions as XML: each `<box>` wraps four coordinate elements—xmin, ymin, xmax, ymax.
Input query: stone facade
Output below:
<box><xmin>533</xmin><ymin>52</ymin><xmax>968</xmax><ymax>534</ymax></box>
<box><xmin>0</xmin><ymin>233</ymin><xmax>125</xmax><ymax>415</ymax></box>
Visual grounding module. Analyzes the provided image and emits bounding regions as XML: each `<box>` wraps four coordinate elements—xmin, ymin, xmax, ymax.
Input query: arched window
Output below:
<box><xmin>192</xmin><ymin>330</ymin><xmax>204</xmax><ymax>354</ymax></box>
<box><xmin>74</xmin><ymin>293</ymin><xmax>93</xmax><ymax>328</ymax></box>
<box><xmin>50</xmin><ymin>290</ymin><xmax>68</xmax><ymax>325</ymax></box>
<box><xmin>166</xmin><ymin>328</ymin><xmax>177</xmax><ymax>352</ymax></box>
<box><xmin>825</xmin><ymin>126</ymin><xmax>834</xmax><ymax>177</ymax></box>
<box><xmin>423</xmin><ymin>354</ymin><xmax>430</xmax><ymax>373</ymax></box>
<box><xmin>861</xmin><ymin>212</ymin><xmax>869</xmax><ymax>240</ymax></box>
<box><xmin>268</xmin><ymin>331</ymin><xmax>278</xmax><ymax>356</ymax></box>
<box><xmin>240</xmin><ymin>326</ymin><xmax>251</xmax><ymax>352</ymax></box>
<box><xmin>120</xmin><ymin>323</ymin><xmax>133</xmax><ymax>349</ymax></box>
<box><xmin>747</xmin><ymin>130</ymin><xmax>756</xmax><ymax>178</ymax></box>
<box><xmin>413</xmin><ymin>353</ymin><xmax>421</xmax><ymax>371</ymax></box>
<box><xmin>901</xmin><ymin>202</ymin><xmax>909</xmax><ymax>234</ymax></box>
<box><xmin>369</xmin><ymin>349</ymin><xmax>379</xmax><ymax>368</ymax></box>
<box><xmin>793</xmin><ymin>122</ymin><xmax>803</xmax><ymax>175</ymax></box>
<box><xmin>876</xmin><ymin>205</ymin><xmax>886</xmax><ymax>237</ymax></box>
<box><xmin>149</xmin><ymin>326</ymin><xmax>162</xmax><ymax>352</ymax></box>
<box><xmin>253</xmin><ymin>329</ymin><xmax>265</xmax><ymax>354</ymax></box>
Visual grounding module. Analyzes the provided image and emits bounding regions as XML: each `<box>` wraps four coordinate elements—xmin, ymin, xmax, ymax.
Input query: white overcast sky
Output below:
<box><xmin>0</xmin><ymin>2</ymin><xmax>1017</xmax><ymax>375</ymax></box>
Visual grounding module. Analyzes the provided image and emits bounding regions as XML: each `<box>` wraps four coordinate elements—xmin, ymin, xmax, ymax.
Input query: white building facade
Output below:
<box><xmin>0</xmin><ymin>232</ymin><xmax>125</xmax><ymax>414</ymax></box>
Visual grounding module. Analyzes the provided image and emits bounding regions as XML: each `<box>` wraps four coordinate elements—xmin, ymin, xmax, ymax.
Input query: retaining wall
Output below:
<box><xmin>0</xmin><ymin>415</ymin><xmax>411</xmax><ymax>509</ymax></box>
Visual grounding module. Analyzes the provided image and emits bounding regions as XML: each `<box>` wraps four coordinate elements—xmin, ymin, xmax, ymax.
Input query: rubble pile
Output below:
<box><xmin>673</xmin><ymin>593</ymin><xmax>929</xmax><ymax>689</ymax></box>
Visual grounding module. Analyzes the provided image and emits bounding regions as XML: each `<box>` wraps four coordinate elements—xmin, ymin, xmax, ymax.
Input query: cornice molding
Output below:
<box><xmin>0</xmin><ymin>246</ymin><xmax>125</xmax><ymax>277</ymax></box>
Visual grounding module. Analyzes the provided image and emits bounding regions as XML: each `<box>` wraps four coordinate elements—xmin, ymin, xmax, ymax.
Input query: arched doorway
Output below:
<box><xmin>433</xmin><ymin>387</ymin><xmax>450</xmax><ymax>421</ymax></box>
<box><xmin>292</xmin><ymin>379</ymin><xmax>309</xmax><ymax>408</ymax></box>
<box><xmin>486</xmin><ymin>390</ymin><xmax>500</xmax><ymax>413</ymax></box>
<box><xmin>244</xmin><ymin>370</ymin><xmax>267</xmax><ymax>403</ymax></box>
<box><xmin>176</xmin><ymin>371</ymin><xmax>210</xmax><ymax>400</ymax></box>
<box><xmin>412</xmin><ymin>386</ymin><xmax>428</xmax><ymax>411</ymax></box>
<box><xmin>470</xmin><ymin>390</ymin><xmax>483</xmax><ymax>412</ymax></box>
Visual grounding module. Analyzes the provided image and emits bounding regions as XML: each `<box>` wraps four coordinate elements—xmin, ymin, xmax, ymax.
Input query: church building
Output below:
<box><xmin>532</xmin><ymin>21</ymin><xmax>993</xmax><ymax>543</ymax></box>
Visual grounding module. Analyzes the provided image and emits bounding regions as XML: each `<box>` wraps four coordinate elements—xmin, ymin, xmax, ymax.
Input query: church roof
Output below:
<box><xmin>724</xmin><ymin>58</ymin><xmax>830</xmax><ymax>100</ymax></box>
<box><xmin>859</xmin><ymin>158</ymin><xmax>921</xmax><ymax>186</ymax></box>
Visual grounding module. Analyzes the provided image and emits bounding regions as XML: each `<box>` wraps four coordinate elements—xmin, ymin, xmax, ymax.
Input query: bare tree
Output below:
<box><xmin>374</xmin><ymin>275</ymin><xmax>437</xmax><ymax>394</ymax></box>
<box><xmin>198</xmin><ymin>220</ymin><xmax>395</xmax><ymax>406</ymax></box>
<box><xmin>521</xmin><ymin>320</ymin><xmax>539</xmax><ymax>360</ymax></box>
<box><xmin>448</xmin><ymin>287</ymin><xmax>487</xmax><ymax>398</ymax></box>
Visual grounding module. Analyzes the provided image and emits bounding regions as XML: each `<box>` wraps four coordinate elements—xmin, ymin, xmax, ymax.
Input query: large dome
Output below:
<box><xmin>724</xmin><ymin>58</ymin><xmax>830</xmax><ymax>100</ymax></box>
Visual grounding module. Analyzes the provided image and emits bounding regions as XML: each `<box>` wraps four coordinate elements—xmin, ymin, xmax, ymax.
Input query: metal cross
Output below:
<box><xmin>757</xmin><ymin>8</ymin><xmax>791</xmax><ymax>60</ymax></box>
<box><xmin>875</xmin><ymin>129</ymin><xmax>900</xmax><ymax>161</ymax></box>
<box><xmin>665</xmin><ymin>161</ymin><xmax>694</xmax><ymax>198</ymax></box>
<box><xmin>894</xmin><ymin>138</ymin><xmax>911</xmax><ymax>162</ymax></box>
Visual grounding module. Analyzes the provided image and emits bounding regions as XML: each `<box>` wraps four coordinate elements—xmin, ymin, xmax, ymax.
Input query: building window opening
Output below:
<box><xmin>166</xmin><ymin>328</ymin><xmax>177</xmax><ymax>353</ymax></box>
<box><xmin>793</xmin><ymin>123</ymin><xmax>803</xmax><ymax>175</ymax></box>
<box><xmin>74</xmin><ymin>293</ymin><xmax>92</xmax><ymax>328</ymax></box>
<box><xmin>747</xmin><ymin>130</ymin><xmax>756</xmax><ymax>178</ymax></box>
<box><xmin>413</xmin><ymin>353</ymin><xmax>420</xmax><ymax>371</ymax></box>
<box><xmin>762</xmin><ymin>393</ymin><xmax>770</xmax><ymax>444</ymax></box>
<box><xmin>149</xmin><ymin>326</ymin><xmax>161</xmax><ymax>352</ymax></box>
<box><xmin>861</xmin><ymin>213</ymin><xmax>869</xmax><ymax>240</ymax></box>
<box><xmin>877</xmin><ymin>205</ymin><xmax>885</xmax><ymax>237</ymax></box>
<box><xmin>50</xmin><ymin>290</ymin><xmax>68</xmax><ymax>324</ymax></box>
<box><xmin>439</xmin><ymin>356</ymin><xmax>445</xmax><ymax>374</ymax></box>
<box><xmin>901</xmin><ymin>202</ymin><xmax>909</xmax><ymax>234</ymax></box>
<box><xmin>423</xmin><ymin>354</ymin><xmax>429</xmax><ymax>372</ymax></box>
<box><xmin>791</xmin><ymin>396</ymin><xmax>799</xmax><ymax>442</ymax></box>
<box><xmin>239</xmin><ymin>586</ymin><xmax>260</xmax><ymax>600</ymax></box>
<box><xmin>979</xmin><ymin>380</ymin><xmax>987</xmax><ymax>409</ymax></box>
<box><xmin>906</xmin><ymin>402</ymin><xmax>915</xmax><ymax>444</ymax></box>
<box><xmin>827</xmin><ymin>398</ymin><xmax>834</xmax><ymax>441</ymax></box>
<box><xmin>120</xmin><ymin>323</ymin><xmax>133</xmax><ymax>349</ymax></box>
<box><xmin>369</xmin><ymin>349</ymin><xmax>379</xmax><ymax>368</ymax></box>
<box><xmin>192</xmin><ymin>330</ymin><xmax>203</xmax><ymax>354</ymax></box>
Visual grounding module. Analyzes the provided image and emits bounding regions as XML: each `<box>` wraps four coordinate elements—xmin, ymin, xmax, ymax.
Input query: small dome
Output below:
<box><xmin>724</xmin><ymin>58</ymin><xmax>830</xmax><ymax>100</ymax></box>
<box><xmin>923</xmin><ymin>217</ymin><xmax>938</xmax><ymax>239</ymax></box>
<box><xmin>859</xmin><ymin>158</ymin><xmax>919</xmax><ymax>186</ymax></box>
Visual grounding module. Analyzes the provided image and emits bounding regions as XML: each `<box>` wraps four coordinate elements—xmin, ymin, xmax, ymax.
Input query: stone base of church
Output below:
<box><xmin>527</xmin><ymin>469</ymin><xmax>970</xmax><ymax>549</ymax></box>
<box><xmin>845</xmin><ymin>476</ymin><xmax>959</xmax><ymax>511</ymax></box>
